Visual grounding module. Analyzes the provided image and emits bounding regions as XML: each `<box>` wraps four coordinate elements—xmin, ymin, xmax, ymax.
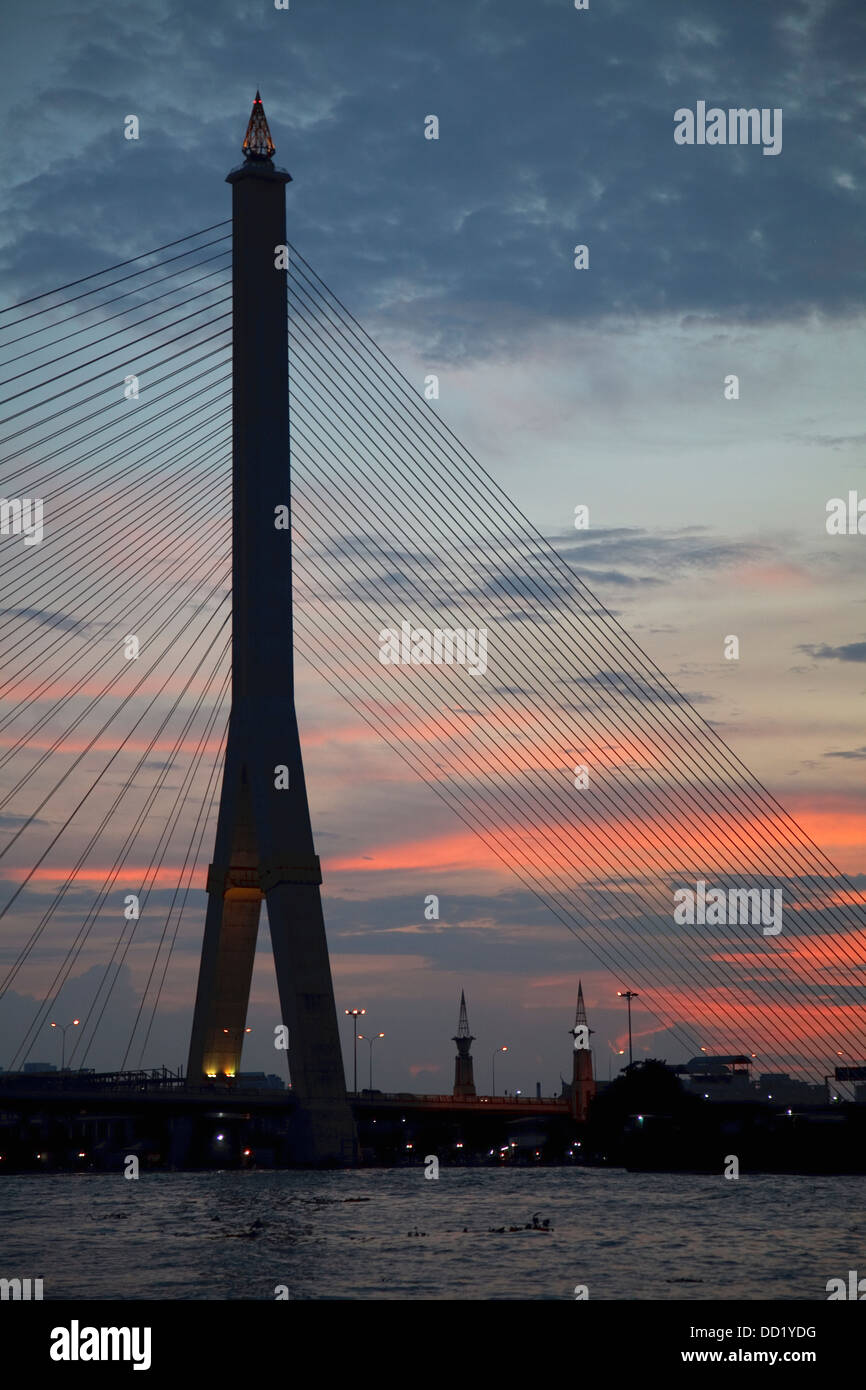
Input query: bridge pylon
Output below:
<box><xmin>186</xmin><ymin>94</ymin><xmax>356</xmax><ymax>1165</ymax></box>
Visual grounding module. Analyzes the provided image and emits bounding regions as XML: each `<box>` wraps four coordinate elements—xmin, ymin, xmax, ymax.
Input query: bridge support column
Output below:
<box><xmin>186</xmin><ymin>95</ymin><xmax>355</xmax><ymax>1166</ymax></box>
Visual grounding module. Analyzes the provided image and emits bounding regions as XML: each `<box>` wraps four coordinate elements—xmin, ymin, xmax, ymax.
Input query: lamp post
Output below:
<box><xmin>344</xmin><ymin>1008</ymin><xmax>366</xmax><ymax>1094</ymax></box>
<box><xmin>491</xmin><ymin>1045</ymin><xmax>508</xmax><ymax>1097</ymax></box>
<box><xmin>357</xmin><ymin>1033</ymin><xmax>385</xmax><ymax>1092</ymax></box>
<box><xmin>49</xmin><ymin>1018</ymin><xmax>80</xmax><ymax>1071</ymax></box>
<box><xmin>617</xmin><ymin>991</ymin><xmax>638</xmax><ymax>1068</ymax></box>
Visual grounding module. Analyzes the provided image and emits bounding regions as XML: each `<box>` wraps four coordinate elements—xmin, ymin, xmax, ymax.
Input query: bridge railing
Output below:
<box><xmin>354</xmin><ymin>1092</ymin><xmax>566</xmax><ymax>1106</ymax></box>
<box><xmin>0</xmin><ymin>1069</ymin><xmax>262</xmax><ymax>1095</ymax></box>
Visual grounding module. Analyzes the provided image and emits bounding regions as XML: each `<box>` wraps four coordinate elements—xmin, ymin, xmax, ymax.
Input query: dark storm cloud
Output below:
<box><xmin>0</xmin><ymin>0</ymin><xmax>862</xmax><ymax>363</ymax></box>
<box><xmin>824</xmin><ymin>745</ymin><xmax>866</xmax><ymax>759</ymax></box>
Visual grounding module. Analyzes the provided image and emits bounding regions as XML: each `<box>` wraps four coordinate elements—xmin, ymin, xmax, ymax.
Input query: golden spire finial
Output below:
<box><xmin>242</xmin><ymin>90</ymin><xmax>276</xmax><ymax>161</ymax></box>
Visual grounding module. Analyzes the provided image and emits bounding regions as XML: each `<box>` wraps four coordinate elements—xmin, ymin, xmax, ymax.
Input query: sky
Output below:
<box><xmin>0</xmin><ymin>0</ymin><xmax>865</xmax><ymax>1092</ymax></box>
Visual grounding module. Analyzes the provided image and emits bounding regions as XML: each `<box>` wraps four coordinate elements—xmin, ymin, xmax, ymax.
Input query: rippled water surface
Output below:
<box><xmin>2</xmin><ymin>1168</ymin><xmax>864</xmax><ymax>1299</ymax></box>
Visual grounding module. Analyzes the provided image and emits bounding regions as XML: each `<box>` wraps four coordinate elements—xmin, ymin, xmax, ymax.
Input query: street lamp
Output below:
<box><xmin>617</xmin><ymin>991</ymin><xmax>638</xmax><ymax>1068</ymax></box>
<box><xmin>357</xmin><ymin>1033</ymin><xmax>385</xmax><ymax>1092</ymax></box>
<box><xmin>491</xmin><ymin>1045</ymin><xmax>508</xmax><ymax>1097</ymax></box>
<box><xmin>49</xmin><ymin>1018</ymin><xmax>80</xmax><ymax>1071</ymax></box>
<box><xmin>344</xmin><ymin>1008</ymin><xmax>366</xmax><ymax>1094</ymax></box>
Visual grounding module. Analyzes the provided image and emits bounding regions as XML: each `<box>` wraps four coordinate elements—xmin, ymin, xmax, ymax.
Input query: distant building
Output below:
<box><xmin>757</xmin><ymin>1073</ymin><xmax>825</xmax><ymax>1105</ymax></box>
<box><xmin>22</xmin><ymin>1062</ymin><xmax>57</xmax><ymax>1074</ymax></box>
<box><xmin>676</xmin><ymin>1055</ymin><xmax>755</xmax><ymax>1099</ymax></box>
<box><xmin>452</xmin><ymin>992</ymin><xmax>476</xmax><ymax>1097</ymax></box>
<box><xmin>677</xmin><ymin>1057</ymin><xmax>825</xmax><ymax>1105</ymax></box>
<box><xmin>236</xmin><ymin>1073</ymin><xmax>286</xmax><ymax>1091</ymax></box>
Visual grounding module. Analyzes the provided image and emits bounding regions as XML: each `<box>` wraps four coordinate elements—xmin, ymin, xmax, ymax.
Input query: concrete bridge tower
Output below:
<box><xmin>186</xmin><ymin>95</ymin><xmax>355</xmax><ymax>1165</ymax></box>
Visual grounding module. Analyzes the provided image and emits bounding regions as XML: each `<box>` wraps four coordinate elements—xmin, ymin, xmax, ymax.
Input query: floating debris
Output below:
<box><xmin>484</xmin><ymin>1213</ymin><xmax>552</xmax><ymax>1234</ymax></box>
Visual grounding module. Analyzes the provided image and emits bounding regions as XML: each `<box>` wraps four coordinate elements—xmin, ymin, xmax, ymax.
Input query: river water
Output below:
<box><xmin>1</xmin><ymin>1167</ymin><xmax>862</xmax><ymax>1300</ymax></box>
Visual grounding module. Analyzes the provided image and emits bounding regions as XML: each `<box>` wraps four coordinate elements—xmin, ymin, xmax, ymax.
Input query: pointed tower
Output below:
<box><xmin>186</xmin><ymin>95</ymin><xmax>355</xmax><ymax>1165</ymax></box>
<box><xmin>452</xmin><ymin>991</ymin><xmax>476</xmax><ymax>1098</ymax></box>
<box><xmin>570</xmin><ymin>980</ymin><xmax>596</xmax><ymax>1122</ymax></box>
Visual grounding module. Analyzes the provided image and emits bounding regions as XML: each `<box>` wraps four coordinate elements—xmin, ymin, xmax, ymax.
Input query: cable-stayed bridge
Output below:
<box><xmin>1</xmin><ymin>99</ymin><xmax>864</xmax><ymax>1151</ymax></box>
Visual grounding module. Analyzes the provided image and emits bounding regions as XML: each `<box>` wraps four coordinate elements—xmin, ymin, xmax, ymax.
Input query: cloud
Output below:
<box><xmin>800</xmin><ymin>641</ymin><xmax>866</xmax><ymax>663</ymax></box>
<box><xmin>1</xmin><ymin>0</ymin><xmax>864</xmax><ymax>364</ymax></box>
<box><xmin>565</xmin><ymin>669</ymin><xmax>712</xmax><ymax>706</ymax></box>
<box><xmin>0</xmin><ymin>606</ymin><xmax>90</xmax><ymax>634</ymax></box>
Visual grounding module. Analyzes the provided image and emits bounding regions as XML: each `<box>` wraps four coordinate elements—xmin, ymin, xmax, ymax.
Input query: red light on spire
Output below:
<box><xmin>242</xmin><ymin>92</ymin><xmax>275</xmax><ymax>161</ymax></box>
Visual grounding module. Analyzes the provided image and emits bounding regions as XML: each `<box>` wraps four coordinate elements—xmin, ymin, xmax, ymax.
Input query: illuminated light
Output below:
<box><xmin>206</xmin><ymin>1072</ymin><xmax>217</xmax><ymax>1078</ymax></box>
<box><xmin>243</xmin><ymin>1149</ymin><xmax>252</xmax><ymax>1157</ymax></box>
<box><xmin>78</xmin><ymin>1152</ymin><xmax>86</xmax><ymax>1158</ymax></box>
<box><xmin>455</xmin><ymin>1142</ymin><xmax>463</xmax><ymax>1149</ymax></box>
<box><xmin>216</xmin><ymin>1133</ymin><xmax>225</xmax><ymax>1141</ymax></box>
<box><xmin>405</xmin><ymin>1143</ymin><xmax>413</xmax><ymax>1150</ymax></box>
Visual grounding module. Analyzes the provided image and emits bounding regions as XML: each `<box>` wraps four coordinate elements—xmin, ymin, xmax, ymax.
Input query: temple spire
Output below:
<box><xmin>574</xmin><ymin>979</ymin><xmax>590</xmax><ymax>1030</ymax></box>
<box><xmin>455</xmin><ymin>989</ymin><xmax>474</xmax><ymax>1041</ymax></box>
<box><xmin>452</xmin><ymin>991</ymin><xmax>476</xmax><ymax>1097</ymax></box>
<box><xmin>242</xmin><ymin>90</ymin><xmax>276</xmax><ymax>162</ymax></box>
<box><xmin>569</xmin><ymin>981</ymin><xmax>596</xmax><ymax>1121</ymax></box>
